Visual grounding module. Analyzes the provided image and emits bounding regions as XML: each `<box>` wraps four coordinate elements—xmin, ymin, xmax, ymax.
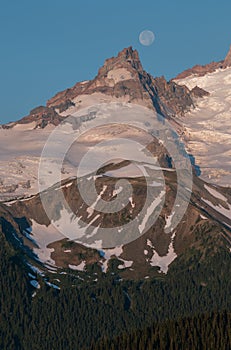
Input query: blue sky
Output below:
<box><xmin>0</xmin><ymin>0</ymin><xmax>231</xmax><ymax>123</ymax></box>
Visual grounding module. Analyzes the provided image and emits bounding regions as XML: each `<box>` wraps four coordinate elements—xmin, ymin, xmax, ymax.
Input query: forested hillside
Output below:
<box><xmin>0</xmin><ymin>229</ymin><xmax>231</xmax><ymax>349</ymax></box>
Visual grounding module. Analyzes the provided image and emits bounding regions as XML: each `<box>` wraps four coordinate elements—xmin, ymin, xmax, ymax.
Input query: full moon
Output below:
<box><xmin>139</xmin><ymin>30</ymin><xmax>155</xmax><ymax>46</ymax></box>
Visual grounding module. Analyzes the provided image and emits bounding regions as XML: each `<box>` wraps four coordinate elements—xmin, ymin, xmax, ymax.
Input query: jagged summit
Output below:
<box><xmin>98</xmin><ymin>46</ymin><xmax>144</xmax><ymax>75</ymax></box>
<box><xmin>4</xmin><ymin>47</ymin><xmax>204</xmax><ymax>129</ymax></box>
<box><xmin>46</xmin><ymin>46</ymin><xmax>151</xmax><ymax>109</ymax></box>
<box><xmin>45</xmin><ymin>46</ymin><xmax>196</xmax><ymax>121</ymax></box>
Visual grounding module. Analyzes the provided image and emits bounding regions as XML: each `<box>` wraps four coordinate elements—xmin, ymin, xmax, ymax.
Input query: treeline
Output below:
<box><xmin>0</xmin><ymin>235</ymin><xmax>31</xmax><ymax>350</ymax></box>
<box><xmin>0</xmin><ymin>231</ymin><xmax>231</xmax><ymax>349</ymax></box>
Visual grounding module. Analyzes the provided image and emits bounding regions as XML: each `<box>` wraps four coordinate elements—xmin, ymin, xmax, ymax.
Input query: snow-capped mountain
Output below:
<box><xmin>0</xmin><ymin>47</ymin><xmax>209</xmax><ymax>200</ymax></box>
<box><xmin>2</xmin><ymin>158</ymin><xmax>231</xmax><ymax>281</ymax></box>
<box><xmin>0</xmin><ymin>45</ymin><xmax>231</xmax><ymax>286</ymax></box>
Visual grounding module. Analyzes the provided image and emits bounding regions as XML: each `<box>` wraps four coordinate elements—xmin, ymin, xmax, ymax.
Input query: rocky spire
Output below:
<box><xmin>45</xmin><ymin>46</ymin><xmax>195</xmax><ymax>119</ymax></box>
<box><xmin>97</xmin><ymin>46</ymin><xmax>144</xmax><ymax>76</ymax></box>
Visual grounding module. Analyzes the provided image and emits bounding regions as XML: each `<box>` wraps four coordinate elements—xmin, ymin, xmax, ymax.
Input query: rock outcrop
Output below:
<box><xmin>190</xmin><ymin>85</ymin><xmax>210</xmax><ymax>98</ymax></box>
<box><xmin>2</xmin><ymin>106</ymin><xmax>65</xmax><ymax>129</ymax></box>
<box><xmin>47</xmin><ymin>47</ymin><xmax>195</xmax><ymax>118</ymax></box>
<box><xmin>4</xmin><ymin>46</ymin><xmax>213</xmax><ymax>129</ymax></box>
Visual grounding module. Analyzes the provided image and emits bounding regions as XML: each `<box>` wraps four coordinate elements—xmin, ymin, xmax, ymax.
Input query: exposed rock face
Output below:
<box><xmin>47</xmin><ymin>47</ymin><xmax>150</xmax><ymax>107</ymax></box>
<box><xmin>3</xmin><ymin>106</ymin><xmax>65</xmax><ymax>129</ymax></box>
<box><xmin>24</xmin><ymin>106</ymin><xmax>65</xmax><ymax>128</ymax></box>
<box><xmin>53</xmin><ymin>99</ymin><xmax>75</xmax><ymax>113</ymax></box>
<box><xmin>174</xmin><ymin>61</ymin><xmax>223</xmax><ymax>80</ymax></box>
<box><xmin>2</xmin><ymin>160</ymin><xmax>231</xmax><ymax>279</ymax></box>
<box><xmin>190</xmin><ymin>85</ymin><xmax>210</xmax><ymax>98</ymax></box>
<box><xmin>151</xmin><ymin>76</ymin><xmax>194</xmax><ymax>116</ymax></box>
<box><xmin>175</xmin><ymin>44</ymin><xmax>231</xmax><ymax>80</ymax></box>
<box><xmin>4</xmin><ymin>45</ymin><xmax>219</xmax><ymax>130</ymax></box>
<box><xmin>47</xmin><ymin>47</ymin><xmax>195</xmax><ymax>118</ymax></box>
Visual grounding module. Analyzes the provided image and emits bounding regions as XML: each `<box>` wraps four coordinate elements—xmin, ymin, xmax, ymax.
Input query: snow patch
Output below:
<box><xmin>46</xmin><ymin>282</ymin><xmax>60</xmax><ymax>290</ymax></box>
<box><xmin>69</xmin><ymin>261</ymin><xmax>86</xmax><ymax>271</ymax></box>
<box><xmin>202</xmin><ymin>198</ymin><xmax>231</xmax><ymax>219</ymax></box>
<box><xmin>164</xmin><ymin>211</ymin><xmax>175</xmax><ymax>231</ymax></box>
<box><xmin>100</xmin><ymin>246</ymin><xmax>123</xmax><ymax>272</ymax></box>
<box><xmin>30</xmin><ymin>280</ymin><xmax>40</xmax><ymax>289</ymax></box>
<box><xmin>117</xmin><ymin>259</ymin><xmax>133</xmax><ymax>269</ymax></box>
<box><xmin>200</xmin><ymin>214</ymin><xmax>208</xmax><ymax>220</ymax></box>
<box><xmin>204</xmin><ymin>184</ymin><xmax>228</xmax><ymax>202</ymax></box>
<box><xmin>87</xmin><ymin>185</ymin><xmax>107</xmax><ymax>218</ymax></box>
<box><xmin>147</xmin><ymin>232</ymin><xmax>177</xmax><ymax>273</ymax></box>
<box><xmin>129</xmin><ymin>196</ymin><xmax>135</xmax><ymax>208</ymax></box>
<box><xmin>139</xmin><ymin>191</ymin><xmax>165</xmax><ymax>234</ymax></box>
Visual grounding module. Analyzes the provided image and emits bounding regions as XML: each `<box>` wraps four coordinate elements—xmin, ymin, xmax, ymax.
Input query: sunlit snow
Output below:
<box><xmin>176</xmin><ymin>67</ymin><xmax>231</xmax><ymax>186</ymax></box>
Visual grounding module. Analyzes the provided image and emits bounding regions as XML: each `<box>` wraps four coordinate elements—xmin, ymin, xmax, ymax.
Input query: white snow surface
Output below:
<box><xmin>100</xmin><ymin>246</ymin><xmax>123</xmax><ymax>272</ymax></box>
<box><xmin>204</xmin><ymin>184</ymin><xmax>227</xmax><ymax>202</ymax></box>
<box><xmin>202</xmin><ymin>198</ymin><xmax>231</xmax><ymax>219</ymax></box>
<box><xmin>138</xmin><ymin>190</ymin><xmax>165</xmax><ymax>234</ymax></box>
<box><xmin>200</xmin><ymin>214</ymin><xmax>208</xmax><ymax>220</ymax></box>
<box><xmin>69</xmin><ymin>261</ymin><xmax>86</xmax><ymax>271</ymax></box>
<box><xmin>164</xmin><ymin>211</ymin><xmax>175</xmax><ymax>231</ymax></box>
<box><xmin>201</xmin><ymin>181</ymin><xmax>231</xmax><ymax>220</ymax></box>
<box><xmin>176</xmin><ymin>67</ymin><xmax>231</xmax><ymax>186</ymax></box>
<box><xmin>0</xmin><ymin>102</ymin><xmax>156</xmax><ymax>200</ymax></box>
<box><xmin>86</xmin><ymin>185</ymin><xmax>107</xmax><ymax>218</ymax></box>
<box><xmin>117</xmin><ymin>259</ymin><xmax>133</xmax><ymax>269</ymax></box>
<box><xmin>30</xmin><ymin>280</ymin><xmax>40</xmax><ymax>289</ymax></box>
<box><xmin>26</xmin><ymin>220</ymin><xmax>64</xmax><ymax>265</ymax></box>
<box><xmin>0</xmin><ymin>125</ymin><xmax>54</xmax><ymax>199</ymax></box>
<box><xmin>146</xmin><ymin>233</ymin><xmax>177</xmax><ymax>273</ymax></box>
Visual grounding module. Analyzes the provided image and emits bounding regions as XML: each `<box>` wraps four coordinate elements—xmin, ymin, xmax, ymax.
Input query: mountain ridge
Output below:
<box><xmin>2</xmin><ymin>47</ymin><xmax>205</xmax><ymax>130</ymax></box>
<box><xmin>0</xmin><ymin>44</ymin><xmax>231</xmax><ymax>281</ymax></box>
<box><xmin>2</xmin><ymin>157</ymin><xmax>231</xmax><ymax>281</ymax></box>
<box><xmin>175</xmin><ymin>44</ymin><xmax>231</xmax><ymax>80</ymax></box>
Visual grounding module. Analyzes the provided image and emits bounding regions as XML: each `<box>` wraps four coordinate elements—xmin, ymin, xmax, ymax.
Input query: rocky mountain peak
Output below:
<box><xmin>98</xmin><ymin>46</ymin><xmax>144</xmax><ymax>75</ymax></box>
<box><xmin>4</xmin><ymin>47</ymin><xmax>202</xmax><ymax>130</ymax></box>
<box><xmin>45</xmin><ymin>47</ymin><xmax>196</xmax><ymax>119</ymax></box>
<box><xmin>118</xmin><ymin>46</ymin><xmax>139</xmax><ymax>60</ymax></box>
<box><xmin>223</xmin><ymin>44</ymin><xmax>231</xmax><ymax>68</ymax></box>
